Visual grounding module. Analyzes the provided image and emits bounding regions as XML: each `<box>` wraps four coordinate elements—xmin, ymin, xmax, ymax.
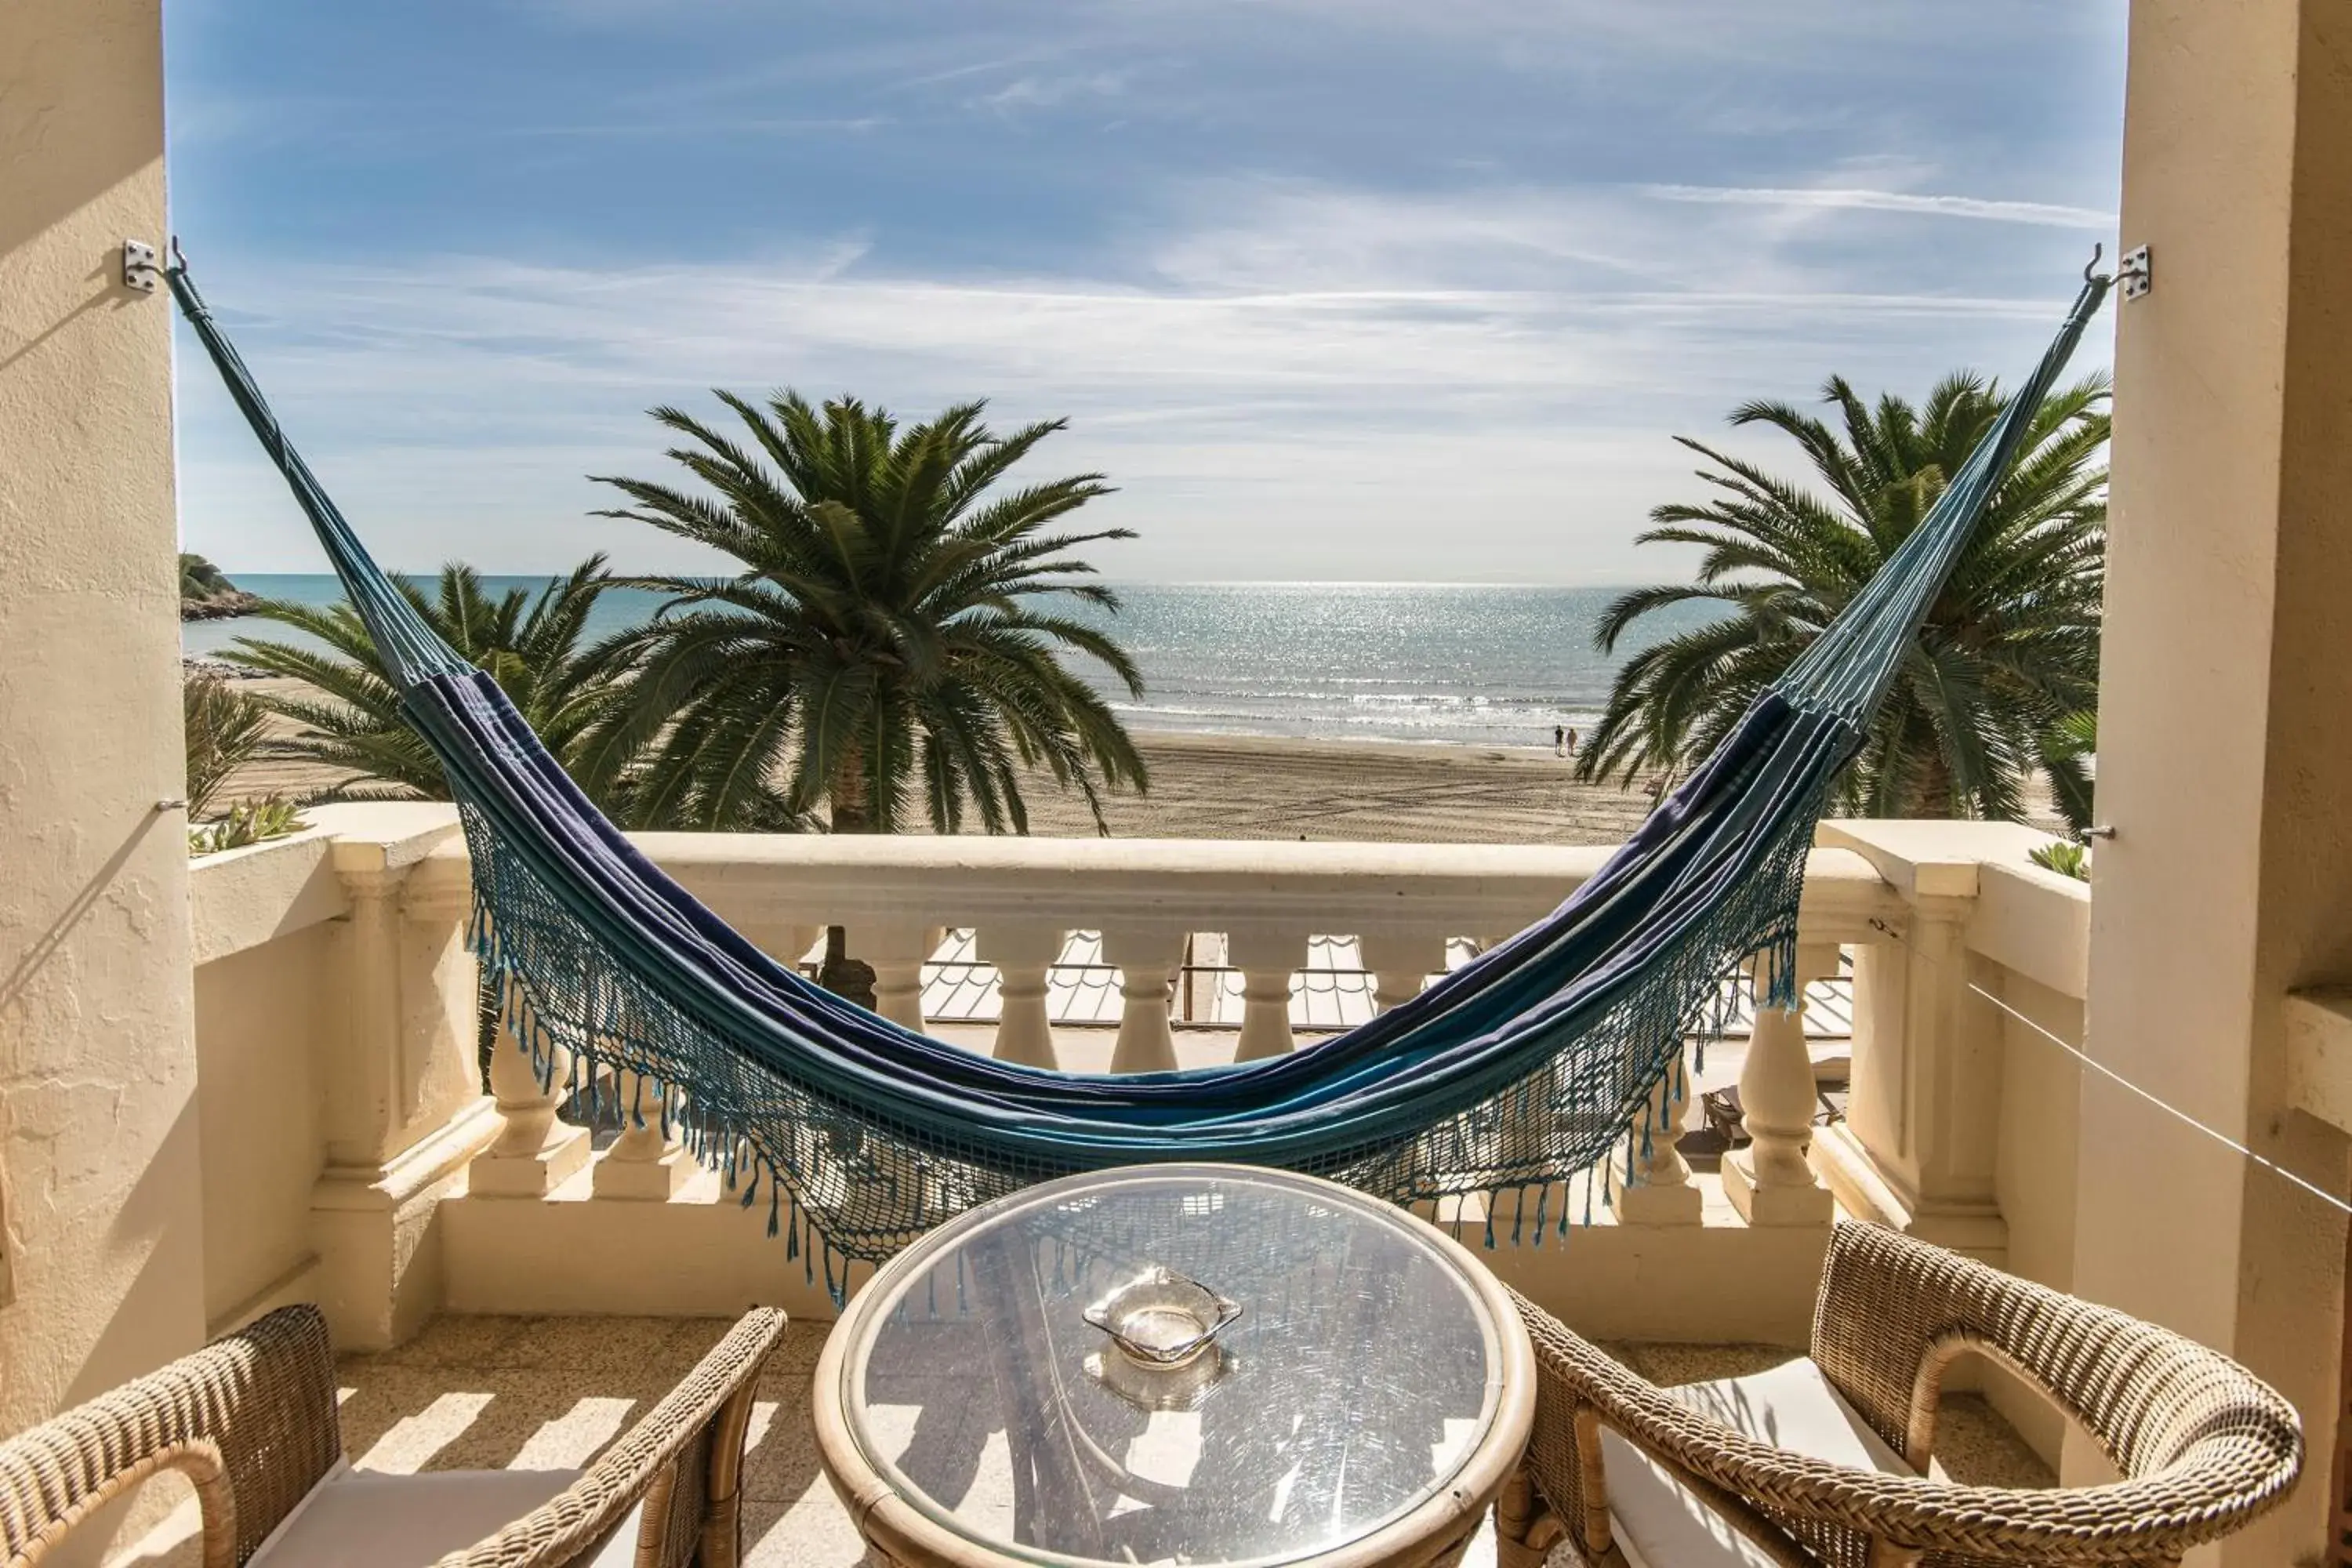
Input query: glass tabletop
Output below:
<box><xmin>837</xmin><ymin>1165</ymin><xmax>1506</xmax><ymax>1568</ymax></box>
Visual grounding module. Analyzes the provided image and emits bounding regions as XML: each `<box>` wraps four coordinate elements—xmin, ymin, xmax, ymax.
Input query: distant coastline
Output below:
<box><xmin>180</xmin><ymin>593</ymin><xmax>260</xmax><ymax>622</ymax></box>
<box><xmin>177</xmin><ymin>551</ymin><xmax>259</xmax><ymax>621</ymax></box>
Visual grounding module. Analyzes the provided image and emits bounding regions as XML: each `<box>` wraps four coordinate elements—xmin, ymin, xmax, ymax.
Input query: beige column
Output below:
<box><xmin>593</xmin><ymin>1070</ymin><xmax>691</xmax><ymax>1200</ymax></box>
<box><xmin>469</xmin><ymin>1018</ymin><xmax>592</xmax><ymax>1198</ymax></box>
<box><xmin>1102</xmin><ymin>927</ymin><xmax>1184</xmax><ymax>1073</ymax></box>
<box><xmin>1607</xmin><ymin>1052</ymin><xmax>1700</xmax><ymax>1225</ymax></box>
<box><xmin>316</xmin><ymin>852</ymin><xmax>481</xmax><ymax>1170</ymax></box>
<box><xmin>738</xmin><ymin>919</ymin><xmax>820</xmax><ymax>973</ymax></box>
<box><xmin>1722</xmin><ymin>945</ymin><xmax>1838</xmax><ymax>1227</ymax></box>
<box><xmin>2067</xmin><ymin>3</ymin><xmax>2352</xmax><ymax>1559</ymax></box>
<box><xmin>1228</xmin><ymin>927</ymin><xmax>1308</xmax><ymax>1061</ymax></box>
<box><xmin>2065</xmin><ymin>5</ymin><xmax>2352</xmax><ymax>1559</ymax></box>
<box><xmin>978</xmin><ymin>924</ymin><xmax>1065</xmax><ymax>1068</ymax></box>
<box><xmin>0</xmin><ymin>3</ymin><xmax>206</xmax><ymax>1551</ymax></box>
<box><xmin>1361</xmin><ymin>931</ymin><xmax>1447</xmax><ymax>1014</ymax></box>
<box><xmin>310</xmin><ymin>831</ymin><xmax>497</xmax><ymax>1350</ymax></box>
<box><xmin>858</xmin><ymin>921</ymin><xmax>938</xmax><ymax>1031</ymax></box>
<box><xmin>1809</xmin><ymin>826</ymin><xmax>2006</xmax><ymax>1258</ymax></box>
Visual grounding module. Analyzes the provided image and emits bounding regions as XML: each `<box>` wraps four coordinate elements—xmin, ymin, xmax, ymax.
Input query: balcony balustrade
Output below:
<box><xmin>183</xmin><ymin>800</ymin><xmax>2092</xmax><ymax>1437</ymax></box>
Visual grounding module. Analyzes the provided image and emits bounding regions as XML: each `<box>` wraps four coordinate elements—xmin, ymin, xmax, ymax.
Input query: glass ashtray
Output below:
<box><xmin>1083</xmin><ymin>1266</ymin><xmax>1243</xmax><ymax>1369</ymax></box>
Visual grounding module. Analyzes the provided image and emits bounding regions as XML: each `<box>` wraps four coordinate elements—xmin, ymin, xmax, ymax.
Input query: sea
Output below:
<box><xmin>183</xmin><ymin>578</ymin><xmax>1715</xmax><ymax>750</ymax></box>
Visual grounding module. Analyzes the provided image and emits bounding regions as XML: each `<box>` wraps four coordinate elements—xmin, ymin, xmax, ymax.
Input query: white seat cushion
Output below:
<box><xmin>246</xmin><ymin>1461</ymin><xmax>644</xmax><ymax>1568</ymax></box>
<box><xmin>1598</xmin><ymin>1357</ymin><xmax>1911</xmax><ymax>1568</ymax></box>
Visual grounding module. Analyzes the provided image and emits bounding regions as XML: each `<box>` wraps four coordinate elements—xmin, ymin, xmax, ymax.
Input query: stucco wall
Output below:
<box><xmin>1990</xmin><ymin>971</ymin><xmax>2085</xmax><ymax>1463</ymax></box>
<box><xmin>194</xmin><ymin>929</ymin><xmax>330</xmax><ymax>1334</ymax></box>
<box><xmin>0</xmin><ymin>0</ymin><xmax>209</xmax><ymax>1553</ymax></box>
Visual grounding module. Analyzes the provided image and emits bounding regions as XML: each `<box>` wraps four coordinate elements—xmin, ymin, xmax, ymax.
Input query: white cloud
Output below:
<box><xmin>162</xmin><ymin>0</ymin><xmax>2129</xmax><ymax>586</ymax></box>
<box><xmin>980</xmin><ymin>71</ymin><xmax>1132</xmax><ymax>112</ymax></box>
<box><xmin>1644</xmin><ymin>184</ymin><xmax>2117</xmax><ymax>230</ymax></box>
<box><xmin>172</xmin><ymin>176</ymin><xmax>2111</xmax><ymax>583</ymax></box>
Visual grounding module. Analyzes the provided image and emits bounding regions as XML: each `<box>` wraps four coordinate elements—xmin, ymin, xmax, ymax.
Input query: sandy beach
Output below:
<box><xmin>215</xmin><ymin>675</ymin><xmax>1664</xmax><ymax>845</ymax></box>
<box><xmin>1014</xmin><ymin>731</ymin><xmax>1661</xmax><ymax>843</ymax></box>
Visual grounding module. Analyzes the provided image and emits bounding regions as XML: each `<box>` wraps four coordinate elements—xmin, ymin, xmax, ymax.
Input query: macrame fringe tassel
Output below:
<box><xmin>456</xmin><ymin>776</ymin><xmax>1827</xmax><ymax>1279</ymax></box>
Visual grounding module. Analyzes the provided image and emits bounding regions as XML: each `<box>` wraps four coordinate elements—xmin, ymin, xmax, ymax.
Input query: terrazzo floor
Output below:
<box><xmin>115</xmin><ymin>1312</ymin><xmax>2050</xmax><ymax>1567</ymax></box>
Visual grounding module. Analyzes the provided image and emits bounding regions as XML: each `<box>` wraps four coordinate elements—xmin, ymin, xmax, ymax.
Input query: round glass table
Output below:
<box><xmin>813</xmin><ymin>1164</ymin><xmax>1535</xmax><ymax>1568</ymax></box>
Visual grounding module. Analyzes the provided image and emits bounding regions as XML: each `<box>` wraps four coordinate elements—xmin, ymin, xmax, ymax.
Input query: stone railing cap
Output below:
<box><xmin>312</xmin><ymin>801</ymin><xmax>464</xmax><ymax>874</ymax></box>
<box><xmin>1816</xmin><ymin>818</ymin><xmax>2064</xmax><ymax>901</ymax></box>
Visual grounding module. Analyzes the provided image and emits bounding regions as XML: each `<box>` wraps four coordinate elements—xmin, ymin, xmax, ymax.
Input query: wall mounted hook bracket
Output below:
<box><xmin>2118</xmin><ymin>245</ymin><xmax>2152</xmax><ymax>300</ymax></box>
<box><xmin>122</xmin><ymin>239</ymin><xmax>161</xmax><ymax>294</ymax></box>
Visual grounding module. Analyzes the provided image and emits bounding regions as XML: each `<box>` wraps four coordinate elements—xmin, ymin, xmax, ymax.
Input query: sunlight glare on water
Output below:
<box><xmin>185</xmin><ymin>579</ymin><xmax>1718</xmax><ymax>748</ymax></box>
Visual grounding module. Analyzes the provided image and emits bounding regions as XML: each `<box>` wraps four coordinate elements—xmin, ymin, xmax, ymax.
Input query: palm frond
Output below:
<box><xmin>590</xmin><ymin>388</ymin><xmax>1145</xmax><ymax>835</ymax></box>
<box><xmin>1595</xmin><ymin>365</ymin><xmax>2108</xmax><ymax>823</ymax></box>
<box><xmin>183</xmin><ymin>673</ymin><xmax>273</xmax><ymax>818</ymax></box>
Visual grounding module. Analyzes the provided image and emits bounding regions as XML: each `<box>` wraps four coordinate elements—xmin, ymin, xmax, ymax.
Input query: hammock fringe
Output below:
<box><xmin>459</xmin><ymin>776</ymin><xmax>1823</xmax><ymax>1267</ymax></box>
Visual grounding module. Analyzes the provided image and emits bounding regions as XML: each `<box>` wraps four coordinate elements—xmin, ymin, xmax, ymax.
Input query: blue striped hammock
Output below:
<box><xmin>169</xmin><ymin>258</ymin><xmax>2107</xmax><ymax>1286</ymax></box>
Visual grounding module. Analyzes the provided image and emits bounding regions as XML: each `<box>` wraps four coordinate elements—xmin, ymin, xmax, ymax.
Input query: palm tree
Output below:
<box><xmin>182</xmin><ymin>671</ymin><xmax>271</xmax><ymax>819</ymax></box>
<box><xmin>582</xmin><ymin>391</ymin><xmax>1149</xmax><ymax>837</ymax></box>
<box><xmin>224</xmin><ymin>558</ymin><xmax>640</xmax><ymax>1083</ymax></box>
<box><xmin>222</xmin><ymin>557</ymin><xmax>635</xmax><ymax>808</ymax></box>
<box><xmin>1579</xmin><ymin>371</ymin><xmax>2109</xmax><ymax>831</ymax></box>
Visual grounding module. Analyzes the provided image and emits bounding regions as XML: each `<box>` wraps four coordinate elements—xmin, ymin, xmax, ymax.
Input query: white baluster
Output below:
<box><xmin>593</xmin><ymin>1067</ymin><xmax>691</xmax><ymax>1199</ymax></box>
<box><xmin>1102</xmin><ymin>927</ymin><xmax>1184</xmax><ymax>1073</ymax></box>
<box><xmin>1608</xmin><ymin>1044</ymin><xmax>1701</xmax><ymax>1225</ymax></box>
<box><xmin>1360</xmin><ymin>931</ymin><xmax>1447</xmax><ymax>1014</ymax></box>
<box><xmin>978</xmin><ymin>924</ymin><xmax>1067</xmax><ymax>1069</ymax></box>
<box><xmin>743</xmin><ymin>921</ymin><xmax>821</xmax><ymax>973</ymax></box>
<box><xmin>1229</xmin><ymin>927</ymin><xmax>1308</xmax><ymax>1061</ymax></box>
<box><xmin>857</xmin><ymin>921</ymin><xmax>938</xmax><ymax>1030</ymax></box>
<box><xmin>468</xmin><ymin>1012</ymin><xmax>591</xmax><ymax>1198</ymax></box>
<box><xmin>1724</xmin><ymin>943</ymin><xmax>1839</xmax><ymax>1226</ymax></box>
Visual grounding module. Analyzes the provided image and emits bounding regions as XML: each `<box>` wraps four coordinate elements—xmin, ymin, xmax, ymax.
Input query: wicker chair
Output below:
<box><xmin>1494</xmin><ymin>1222</ymin><xmax>2303</xmax><ymax>1568</ymax></box>
<box><xmin>0</xmin><ymin>1303</ymin><xmax>786</xmax><ymax>1568</ymax></box>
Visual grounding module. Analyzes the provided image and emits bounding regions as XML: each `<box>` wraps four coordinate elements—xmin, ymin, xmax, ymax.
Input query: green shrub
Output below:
<box><xmin>2029</xmin><ymin>839</ymin><xmax>2090</xmax><ymax>881</ymax></box>
<box><xmin>190</xmin><ymin>796</ymin><xmax>309</xmax><ymax>856</ymax></box>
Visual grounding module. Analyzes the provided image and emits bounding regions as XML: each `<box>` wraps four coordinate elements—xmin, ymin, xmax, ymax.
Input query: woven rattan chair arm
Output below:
<box><xmin>0</xmin><ymin>1305</ymin><xmax>342</xmax><ymax>1568</ymax></box>
<box><xmin>1514</xmin><ymin>1287</ymin><xmax>2300</xmax><ymax>1565</ymax></box>
<box><xmin>1812</xmin><ymin>1221</ymin><xmax>2150</xmax><ymax>1466</ymax></box>
<box><xmin>1811</xmin><ymin>1225</ymin><xmax>2302</xmax><ymax>1537</ymax></box>
<box><xmin>429</xmin><ymin>1307</ymin><xmax>787</xmax><ymax>1568</ymax></box>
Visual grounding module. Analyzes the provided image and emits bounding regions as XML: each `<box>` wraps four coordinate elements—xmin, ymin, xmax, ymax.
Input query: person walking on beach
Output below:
<box><xmin>1565</xmin><ymin>726</ymin><xmax>1578</xmax><ymax>760</ymax></box>
<box><xmin>1554</xmin><ymin>724</ymin><xmax>1566</xmax><ymax>757</ymax></box>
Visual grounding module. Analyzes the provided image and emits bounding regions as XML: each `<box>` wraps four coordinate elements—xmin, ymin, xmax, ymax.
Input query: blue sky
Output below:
<box><xmin>166</xmin><ymin>0</ymin><xmax>2129</xmax><ymax>583</ymax></box>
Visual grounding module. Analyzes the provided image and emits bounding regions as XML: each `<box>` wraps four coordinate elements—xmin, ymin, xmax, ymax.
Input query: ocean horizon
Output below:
<box><xmin>184</xmin><ymin>577</ymin><xmax>1715</xmax><ymax>750</ymax></box>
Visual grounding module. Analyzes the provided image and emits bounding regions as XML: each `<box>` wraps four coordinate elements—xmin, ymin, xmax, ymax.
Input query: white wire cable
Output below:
<box><xmin>1962</xmin><ymin>977</ymin><xmax>2352</xmax><ymax>1218</ymax></box>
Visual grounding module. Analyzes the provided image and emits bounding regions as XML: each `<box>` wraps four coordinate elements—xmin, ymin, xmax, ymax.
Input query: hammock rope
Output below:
<box><xmin>168</xmin><ymin>256</ymin><xmax>2109</xmax><ymax>1282</ymax></box>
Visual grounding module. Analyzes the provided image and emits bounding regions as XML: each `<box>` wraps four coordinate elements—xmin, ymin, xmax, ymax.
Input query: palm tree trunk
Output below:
<box><xmin>1907</xmin><ymin>748</ymin><xmax>1960</xmax><ymax>819</ymax></box>
<box><xmin>818</xmin><ymin>753</ymin><xmax>878</xmax><ymax>1008</ymax></box>
<box><xmin>828</xmin><ymin>750</ymin><xmax>873</xmax><ymax>834</ymax></box>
